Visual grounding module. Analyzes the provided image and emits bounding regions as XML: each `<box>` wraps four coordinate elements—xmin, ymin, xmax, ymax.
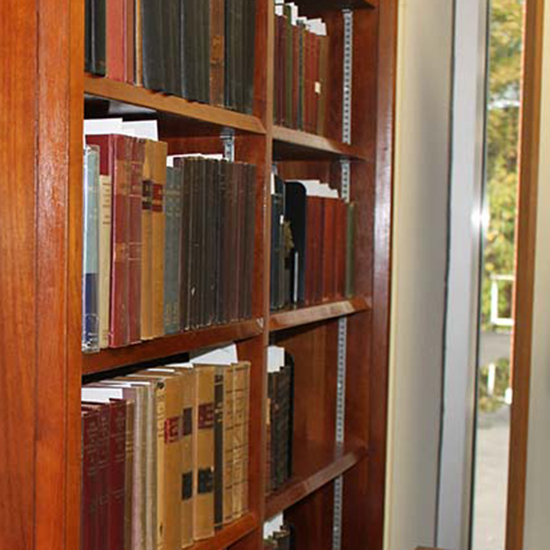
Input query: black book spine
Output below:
<box><xmin>188</xmin><ymin>159</ymin><xmax>200</xmax><ymax>329</ymax></box>
<box><xmin>85</xmin><ymin>0</ymin><xmax>92</xmax><ymax>72</ymax></box>
<box><xmin>141</xmin><ymin>0</ymin><xmax>165</xmax><ymax>90</ymax></box>
<box><xmin>210</xmin><ymin>161</ymin><xmax>221</xmax><ymax>325</ymax></box>
<box><xmin>215</xmin><ymin>161</ymin><xmax>227</xmax><ymax>323</ymax></box>
<box><xmin>243</xmin><ymin>0</ymin><xmax>256</xmax><ymax>113</ymax></box>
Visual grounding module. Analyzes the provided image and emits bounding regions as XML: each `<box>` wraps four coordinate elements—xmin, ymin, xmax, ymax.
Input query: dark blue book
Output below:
<box><xmin>82</xmin><ymin>146</ymin><xmax>101</xmax><ymax>353</ymax></box>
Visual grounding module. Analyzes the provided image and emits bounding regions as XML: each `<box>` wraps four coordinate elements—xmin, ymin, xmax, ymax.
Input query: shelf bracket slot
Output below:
<box><xmin>221</xmin><ymin>128</ymin><xmax>235</xmax><ymax>161</ymax></box>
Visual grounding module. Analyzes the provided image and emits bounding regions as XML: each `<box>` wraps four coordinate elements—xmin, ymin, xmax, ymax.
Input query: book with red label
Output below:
<box><xmin>86</xmin><ymin>134</ymin><xmax>132</xmax><ymax>348</ymax></box>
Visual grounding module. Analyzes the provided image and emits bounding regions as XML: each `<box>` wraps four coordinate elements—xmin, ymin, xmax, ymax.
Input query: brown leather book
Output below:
<box><xmin>135</xmin><ymin>0</ymin><xmax>143</xmax><ymax>85</ymax></box>
<box><xmin>129</xmin><ymin>138</ymin><xmax>145</xmax><ymax>344</ymax></box>
<box><xmin>209</xmin><ymin>0</ymin><xmax>225</xmax><ymax>106</ymax></box>
<box><xmin>193</xmin><ymin>365</ymin><xmax>216</xmax><ymax>540</ymax></box>
<box><xmin>81</xmin><ymin>407</ymin><xmax>100</xmax><ymax>550</ymax></box>
<box><xmin>106</xmin><ymin>0</ymin><xmax>125</xmax><ymax>81</ymax></box>
<box><xmin>317</xmin><ymin>34</ymin><xmax>329</xmax><ymax>136</ymax></box>
<box><xmin>139</xmin><ymin>370</ymin><xmax>185</xmax><ymax>550</ymax></box>
<box><xmin>141</xmin><ymin>140</ymin><xmax>155</xmax><ymax>340</ymax></box>
<box><xmin>151</xmin><ymin>141</ymin><xmax>168</xmax><ymax>338</ymax></box>
<box><xmin>86</xmin><ymin>134</ymin><xmax>133</xmax><ymax>348</ymax></box>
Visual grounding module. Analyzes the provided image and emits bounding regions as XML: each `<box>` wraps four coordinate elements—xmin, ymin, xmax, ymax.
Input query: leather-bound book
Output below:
<box><xmin>317</xmin><ymin>32</ymin><xmax>329</xmax><ymax>136</ymax></box>
<box><xmin>129</xmin><ymin>138</ymin><xmax>145</xmax><ymax>344</ymax></box>
<box><xmin>244</xmin><ymin>164</ymin><xmax>256</xmax><ymax>318</ymax></box>
<box><xmin>81</xmin><ymin>403</ymin><xmax>110</xmax><ymax>550</ymax></box>
<box><xmin>221</xmin><ymin>364</ymin><xmax>235</xmax><ymax>524</ymax></box>
<box><xmin>163</xmin><ymin>167</ymin><xmax>183</xmax><ymax>335</ymax></box>
<box><xmin>85</xmin><ymin>0</ymin><xmax>106</xmax><ymax>75</ymax></box>
<box><xmin>140</xmin><ymin>370</ymin><xmax>185</xmax><ymax>550</ymax></box>
<box><xmin>163</xmin><ymin>0</ymin><xmax>180</xmax><ymax>96</ymax></box>
<box><xmin>218</xmin><ymin>162</ymin><xmax>233</xmax><ymax>324</ymax></box>
<box><xmin>140</xmin><ymin>0</ymin><xmax>165</xmax><ymax>91</ymax></box>
<box><xmin>123</xmin><ymin>399</ymin><xmax>135</xmax><ymax>550</ymax></box>
<box><xmin>151</xmin><ymin>141</ymin><xmax>168</xmax><ymax>338</ymax></box>
<box><xmin>232</xmin><ymin>361</ymin><xmax>250</xmax><ymax>517</ymax></box>
<box><xmin>135</xmin><ymin>0</ymin><xmax>143</xmax><ymax>85</ymax></box>
<box><xmin>311</xmin><ymin>196</ymin><xmax>324</xmax><ymax>304</ymax></box>
<box><xmin>284</xmin><ymin>5</ymin><xmax>293</xmax><ymax>126</ymax></box>
<box><xmin>125</xmin><ymin>0</ymin><xmax>135</xmax><ymax>83</ymax></box>
<box><xmin>210</xmin><ymin>0</ymin><xmax>225</xmax><ymax>106</ymax></box>
<box><xmin>345</xmin><ymin>202</ymin><xmax>356</xmax><ymax>297</ymax></box>
<box><xmin>81</xmin><ymin>408</ymin><xmax>100</xmax><ymax>550</ymax></box>
<box><xmin>193</xmin><ymin>365</ymin><xmax>216</xmax><ymax>540</ymax></box>
<box><xmin>86</xmin><ymin>134</ymin><xmax>132</xmax><ymax>347</ymax></box>
<box><xmin>242</xmin><ymin>0</ymin><xmax>256</xmax><ymax>113</ymax></box>
<box><xmin>106</xmin><ymin>0</ymin><xmax>125</xmax><ymax>80</ymax></box>
<box><xmin>214</xmin><ymin>368</ymin><xmax>225</xmax><ymax>530</ymax></box>
<box><xmin>322</xmin><ymin>196</ymin><xmax>336</xmax><ymax>301</ymax></box>
<box><xmin>141</xmin><ymin>140</ymin><xmax>154</xmax><ymax>341</ymax></box>
<box><xmin>162</xmin><ymin>363</ymin><xmax>196</xmax><ymax>548</ymax></box>
<box><xmin>292</xmin><ymin>23</ymin><xmax>300</xmax><ymax>129</ymax></box>
<box><xmin>82</xmin><ymin>146</ymin><xmax>100</xmax><ymax>354</ymax></box>
<box><xmin>284</xmin><ymin>181</ymin><xmax>307</xmax><ymax>305</ymax></box>
<box><xmin>296</xmin><ymin>22</ymin><xmax>305</xmax><ymax>131</ymax></box>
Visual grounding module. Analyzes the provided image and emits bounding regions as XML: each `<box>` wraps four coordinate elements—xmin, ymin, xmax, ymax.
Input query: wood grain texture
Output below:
<box><xmin>269</xmin><ymin>296</ymin><xmax>371</xmax><ymax>332</ymax></box>
<box><xmin>265</xmin><ymin>439</ymin><xmax>368</xmax><ymax>520</ymax></box>
<box><xmin>82</xmin><ymin>319</ymin><xmax>264</xmax><ymax>374</ymax></box>
<box><xmin>190</xmin><ymin>513</ymin><xmax>258</xmax><ymax>550</ymax></box>
<box><xmin>505</xmin><ymin>0</ymin><xmax>545</xmax><ymax>548</ymax></box>
<box><xmin>0</xmin><ymin>0</ymin><xmax>38</xmax><ymax>548</ymax></box>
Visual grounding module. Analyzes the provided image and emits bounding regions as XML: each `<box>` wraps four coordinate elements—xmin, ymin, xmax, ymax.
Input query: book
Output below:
<box><xmin>84</xmin><ymin>0</ymin><xmax>106</xmax><ymax>75</ymax></box>
<box><xmin>82</xmin><ymin>146</ymin><xmax>101</xmax><ymax>353</ymax></box>
<box><xmin>106</xmin><ymin>0</ymin><xmax>125</xmax><ymax>81</ymax></box>
<box><xmin>99</xmin><ymin>166</ymin><xmax>113</xmax><ymax>349</ymax></box>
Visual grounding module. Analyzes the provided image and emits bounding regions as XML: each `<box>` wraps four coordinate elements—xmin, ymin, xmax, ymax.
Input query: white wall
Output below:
<box><xmin>523</xmin><ymin>5</ymin><xmax>550</xmax><ymax>548</ymax></box>
<box><xmin>384</xmin><ymin>0</ymin><xmax>455</xmax><ymax>548</ymax></box>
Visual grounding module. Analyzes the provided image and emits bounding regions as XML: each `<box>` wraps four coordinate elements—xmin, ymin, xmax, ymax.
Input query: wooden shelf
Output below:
<box><xmin>84</xmin><ymin>76</ymin><xmax>266</xmax><ymax>136</ymax></box>
<box><xmin>82</xmin><ymin>319</ymin><xmax>264</xmax><ymax>375</ymax></box>
<box><xmin>265</xmin><ymin>440</ymin><xmax>368</xmax><ymax>520</ymax></box>
<box><xmin>290</xmin><ymin>0</ymin><xmax>375</xmax><ymax>17</ymax></box>
<box><xmin>190</xmin><ymin>513</ymin><xmax>258</xmax><ymax>550</ymax></box>
<box><xmin>269</xmin><ymin>296</ymin><xmax>371</xmax><ymax>333</ymax></box>
<box><xmin>272</xmin><ymin>126</ymin><xmax>367</xmax><ymax>161</ymax></box>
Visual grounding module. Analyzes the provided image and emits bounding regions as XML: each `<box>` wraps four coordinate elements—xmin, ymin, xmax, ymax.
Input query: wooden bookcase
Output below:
<box><xmin>0</xmin><ymin>0</ymin><xmax>396</xmax><ymax>549</ymax></box>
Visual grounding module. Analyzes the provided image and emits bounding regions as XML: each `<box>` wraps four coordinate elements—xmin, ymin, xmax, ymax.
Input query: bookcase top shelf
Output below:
<box><xmin>82</xmin><ymin>319</ymin><xmax>264</xmax><ymax>375</ymax></box>
<box><xmin>269</xmin><ymin>296</ymin><xmax>371</xmax><ymax>333</ymax></box>
<box><xmin>272</xmin><ymin>125</ymin><xmax>368</xmax><ymax>161</ymax></box>
<box><xmin>290</xmin><ymin>0</ymin><xmax>376</xmax><ymax>17</ymax></box>
<box><xmin>265</xmin><ymin>439</ymin><xmax>368</xmax><ymax>520</ymax></box>
<box><xmin>84</xmin><ymin>76</ymin><xmax>267</xmax><ymax>136</ymax></box>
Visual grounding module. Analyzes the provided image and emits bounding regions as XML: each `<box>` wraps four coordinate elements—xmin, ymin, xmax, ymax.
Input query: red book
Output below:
<box><xmin>322</xmin><ymin>197</ymin><xmax>336</xmax><ymax>301</ymax></box>
<box><xmin>87</xmin><ymin>134</ymin><xmax>132</xmax><ymax>348</ymax></box>
<box><xmin>81</xmin><ymin>408</ymin><xmax>100</xmax><ymax>550</ymax></box>
<box><xmin>292</xmin><ymin>25</ymin><xmax>300</xmax><ymax>129</ymax></box>
<box><xmin>82</xmin><ymin>403</ymin><xmax>110</xmax><ymax>550</ymax></box>
<box><xmin>106</xmin><ymin>0</ymin><xmax>125</xmax><ymax>81</ymax></box>
<box><xmin>128</xmin><ymin>138</ymin><xmax>145</xmax><ymax>344</ymax></box>
<box><xmin>125</xmin><ymin>0</ymin><xmax>135</xmax><ymax>83</ymax></box>
<box><xmin>107</xmin><ymin>400</ymin><xmax>127</xmax><ymax>550</ymax></box>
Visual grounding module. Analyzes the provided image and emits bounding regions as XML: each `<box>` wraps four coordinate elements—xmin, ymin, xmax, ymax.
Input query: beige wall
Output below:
<box><xmin>384</xmin><ymin>0</ymin><xmax>454</xmax><ymax>548</ymax></box>
<box><xmin>523</xmin><ymin>4</ymin><xmax>550</xmax><ymax>547</ymax></box>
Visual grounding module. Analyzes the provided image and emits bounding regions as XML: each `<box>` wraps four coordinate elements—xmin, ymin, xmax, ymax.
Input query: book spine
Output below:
<box><xmin>163</xmin><ymin>167</ymin><xmax>177</xmax><ymax>335</ymax></box>
<box><xmin>129</xmin><ymin>138</ymin><xmax>145</xmax><ymax>344</ymax></box>
<box><xmin>124</xmin><ymin>400</ymin><xmax>135</xmax><ymax>550</ymax></box>
<box><xmin>222</xmin><ymin>365</ymin><xmax>234</xmax><ymax>523</ymax></box>
<box><xmin>106</xmin><ymin>0</ymin><xmax>125</xmax><ymax>80</ymax></box>
<box><xmin>108</xmin><ymin>401</ymin><xmax>127</xmax><ymax>550</ymax></box>
<box><xmin>93</xmin><ymin>0</ymin><xmax>107</xmax><ymax>75</ymax></box>
<box><xmin>141</xmin><ymin>142</ymin><xmax>154</xmax><ymax>340</ymax></box>
<box><xmin>210</xmin><ymin>0</ymin><xmax>225</xmax><ymax>106</ymax></box>
<box><xmin>135</xmin><ymin>0</ymin><xmax>143</xmax><ymax>85</ymax></box>
<box><xmin>125</xmin><ymin>0</ymin><xmax>135</xmax><ymax>83</ymax></box>
<box><xmin>232</xmin><ymin>362</ymin><xmax>248</xmax><ymax>517</ymax></box>
<box><xmin>141</xmin><ymin>0</ymin><xmax>165</xmax><ymax>90</ymax></box>
<box><xmin>82</xmin><ymin>146</ymin><xmax>101</xmax><ymax>353</ymax></box>
<box><xmin>155</xmin><ymin>383</ymin><xmax>167</xmax><ymax>550</ymax></box>
<box><xmin>81</xmin><ymin>410</ymin><xmax>100</xmax><ymax>550</ymax></box>
<box><xmin>99</xmin><ymin>173</ymin><xmax>113</xmax><ymax>349</ymax></box>
<box><xmin>85</xmin><ymin>0</ymin><xmax>92</xmax><ymax>72</ymax></box>
<box><xmin>181</xmin><ymin>373</ymin><xmax>195</xmax><ymax>548</ymax></box>
<box><xmin>96</xmin><ymin>404</ymin><xmax>111</xmax><ymax>550</ymax></box>
<box><xmin>173</xmin><ymin>167</ymin><xmax>183</xmax><ymax>332</ymax></box>
<box><xmin>244</xmin><ymin>0</ymin><xmax>256</xmax><ymax>113</ymax></box>
<box><xmin>214</xmin><ymin>368</ymin><xmax>225</xmax><ymax>530</ymax></box>
<box><xmin>194</xmin><ymin>367</ymin><xmax>216</xmax><ymax>540</ymax></box>
<box><xmin>177</xmin><ymin>158</ymin><xmax>191</xmax><ymax>331</ymax></box>
<box><xmin>151</xmin><ymin>142</ymin><xmax>167</xmax><ymax>338</ymax></box>
<box><xmin>317</xmin><ymin>34</ymin><xmax>329</xmax><ymax>136</ymax></box>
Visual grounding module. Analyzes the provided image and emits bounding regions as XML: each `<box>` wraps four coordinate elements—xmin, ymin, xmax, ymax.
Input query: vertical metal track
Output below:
<box><xmin>333</xmin><ymin>9</ymin><xmax>353</xmax><ymax>550</ymax></box>
<box><xmin>221</xmin><ymin>128</ymin><xmax>235</xmax><ymax>161</ymax></box>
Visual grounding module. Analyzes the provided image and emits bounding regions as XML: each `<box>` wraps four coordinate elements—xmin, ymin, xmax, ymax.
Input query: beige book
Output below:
<box><xmin>99</xmin><ymin>174</ymin><xmax>112</xmax><ymax>348</ymax></box>
<box><xmin>232</xmin><ymin>361</ymin><xmax>250</xmax><ymax>518</ymax></box>
<box><xmin>221</xmin><ymin>364</ymin><xmax>234</xmax><ymax>525</ymax></box>
<box><xmin>129</xmin><ymin>376</ymin><xmax>166</xmax><ymax>550</ymax></box>
<box><xmin>140</xmin><ymin>141</ymin><xmax>154</xmax><ymax>340</ymax></box>
<box><xmin>163</xmin><ymin>364</ymin><xmax>195</xmax><ymax>548</ymax></box>
<box><xmin>151</xmin><ymin>141</ymin><xmax>168</xmax><ymax>338</ymax></box>
<box><xmin>192</xmin><ymin>365</ymin><xmax>216</xmax><ymax>540</ymax></box>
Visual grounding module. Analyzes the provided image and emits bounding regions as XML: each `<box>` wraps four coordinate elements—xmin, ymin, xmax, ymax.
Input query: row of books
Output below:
<box><xmin>81</xmin><ymin>345</ymin><xmax>250</xmax><ymax>550</ymax></box>
<box><xmin>274</xmin><ymin>2</ymin><xmax>329</xmax><ymax>135</ymax></box>
<box><xmin>270</xmin><ymin>175</ymin><xmax>356</xmax><ymax>311</ymax></box>
<box><xmin>265</xmin><ymin>346</ymin><xmax>294</xmax><ymax>495</ymax></box>
<box><xmin>85</xmin><ymin>0</ymin><xmax>256</xmax><ymax>113</ymax></box>
<box><xmin>82</xmin><ymin>124</ymin><xmax>256</xmax><ymax>353</ymax></box>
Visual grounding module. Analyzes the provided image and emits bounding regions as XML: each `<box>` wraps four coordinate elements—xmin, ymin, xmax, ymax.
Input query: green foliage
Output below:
<box><xmin>478</xmin><ymin>358</ymin><xmax>511</xmax><ymax>412</ymax></box>
<box><xmin>480</xmin><ymin>0</ymin><xmax>523</xmax><ymax>331</ymax></box>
